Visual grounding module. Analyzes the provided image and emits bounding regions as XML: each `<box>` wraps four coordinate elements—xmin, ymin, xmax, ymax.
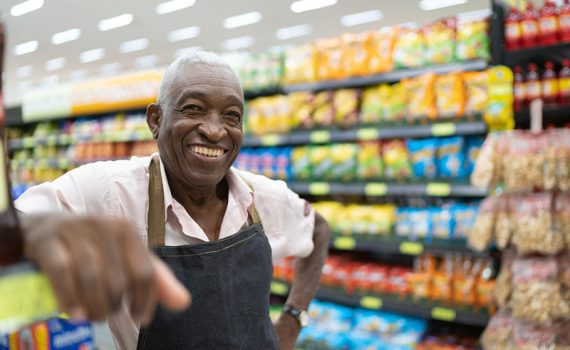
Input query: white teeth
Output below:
<box><xmin>191</xmin><ymin>146</ymin><xmax>224</xmax><ymax>158</ymax></box>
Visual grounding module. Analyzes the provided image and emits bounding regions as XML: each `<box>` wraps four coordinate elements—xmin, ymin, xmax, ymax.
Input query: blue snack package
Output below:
<box><xmin>409</xmin><ymin>208</ymin><xmax>431</xmax><ymax>241</ymax></box>
<box><xmin>395</xmin><ymin>208</ymin><xmax>412</xmax><ymax>238</ymax></box>
<box><xmin>407</xmin><ymin>138</ymin><xmax>438</xmax><ymax>179</ymax></box>
<box><xmin>464</xmin><ymin>136</ymin><xmax>485</xmax><ymax>176</ymax></box>
<box><xmin>353</xmin><ymin>309</ymin><xmax>426</xmax><ymax>350</ymax></box>
<box><xmin>452</xmin><ymin>203</ymin><xmax>479</xmax><ymax>239</ymax></box>
<box><xmin>276</xmin><ymin>147</ymin><xmax>292</xmax><ymax>181</ymax></box>
<box><xmin>430</xmin><ymin>206</ymin><xmax>454</xmax><ymax>240</ymax></box>
<box><xmin>1</xmin><ymin>318</ymin><xmax>93</xmax><ymax>350</ymax></box>
<box><xmin>437</xmin><ymin>136</ymin><xmax>467</xmax><ymax>179</ymax></box>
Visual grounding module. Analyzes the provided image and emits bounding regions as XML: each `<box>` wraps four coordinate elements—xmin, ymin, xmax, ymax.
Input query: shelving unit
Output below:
<box><xmin>514</xmin><ymin>104</ymin><xmax>570</xmax><ymax>129</ymax></box>
<box><xmin>503</xmin><ymin>42</ymin><xmax>570</xmax><ymax>67</ymax></box>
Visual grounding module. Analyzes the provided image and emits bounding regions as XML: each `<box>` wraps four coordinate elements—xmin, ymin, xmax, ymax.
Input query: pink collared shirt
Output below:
<box><xmin>15</xmin><ymin>153</ymin><xmax>315</xmax><ymax>349</ymax></box>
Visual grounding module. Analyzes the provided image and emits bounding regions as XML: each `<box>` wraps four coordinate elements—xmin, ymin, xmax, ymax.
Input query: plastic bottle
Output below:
<box><xmin>505</xmin><ymin>6</ymin><xmax>522</xmax><ymax>50</ymax></box>
<box><xmin>560</xmin><ymin>0</ymin><xmax>570</xmax><ymax>42</ymax></box>
<box><xmin>514</xmin><ymin>65</ymin><xmax>526</xmax><ymax>111</ymax></box>
<box><xmin>526</xmin><ymin>63</ymin><xmax>542</xmax><ymax>104</ymax></box>
<box><xmin>539</xmin><ymin>0</ymin><xmax>560</xmax><ymax>45</ymax></box>
<box><xmin>521</xmin><ymin>2</ymin><xmax>540</xmax><ymax>48</ymax></box>
<box><xmin>559</xmin><ymin>59</ymin><xmax>570</xmax><ymax>104</ymax></box>
<box><xmin>542</xmin><ymin>61</ymin><xmax>559</xmax><ymax>105</ymax></box>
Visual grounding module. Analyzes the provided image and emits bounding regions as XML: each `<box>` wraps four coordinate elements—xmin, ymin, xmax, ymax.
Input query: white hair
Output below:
<box><xmin>157</xmin><ymin>51</ymin><xmax>237</xmax><ymax>106</ymax></box>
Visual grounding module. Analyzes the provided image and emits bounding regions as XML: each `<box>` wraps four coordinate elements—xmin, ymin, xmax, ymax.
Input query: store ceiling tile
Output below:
<box><xmin>0</xmin><ymin>0</ymin><xmax>489</xmax><ymax>106</ymax></box>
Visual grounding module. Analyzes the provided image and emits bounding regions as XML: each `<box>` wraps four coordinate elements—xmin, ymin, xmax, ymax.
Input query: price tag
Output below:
<box><xmin>431</xmin><ymin>307</ymin><xmax>457</xmax><ymax>321</ymax></box>
<box><xmin>357</xmin><ymin>128</ymin><xmax>379</xmax><ymax>141</ymax></box>
<box><xmin>333</xmin><ymin>236</ymin><xmax>356</xmax><ymax>250</ymax></box>
<box><xmin>431</xmin><ymin>123</ymin><xmax>456</xmax><ymax>137</ymax></box>
<box><xmin>360</xmin><ymin>296</ymin><xmax>383</xmax><ymax>310</ymax></box>
<box><xmin>308</xmin><ymin>182</ymin><xmax>330</xmax><ymax>195</ymax></box>
<box><xmin>364</xmin><ymin>183</ymin><xmax>388</xmax><ymax>196</ymax></box>
<box><xmin>310</xmin><ymin>130</ymin><xmax>330</xmax><ymax>144</ymax></box>
<box><xmin>22</xmin><ymin>137</ymin><xmax>34</xmax><ymax>148</ymax></box>
<box><xmin>399</xmin><ymin>241</ymin><xmax>424</xmax><ymax>255</ymax></box>
<box><xmin>426</xmin><ymin>183</ymin><xmax>452</xmax><ymax>196</ymax></box>
<box><xmin>261</xmin><ymin>135</ymin><xmax>280</xmax><ymax>147</ymax></box>
<box><xmin>270</xmin><ymin>281</ymin><xmax>289</xmax><ymax>296</ymax></box>
<box><xmin>46</xmin><ymin>135</ymin><xmax>58</xmax><ymax>146</ymax></box>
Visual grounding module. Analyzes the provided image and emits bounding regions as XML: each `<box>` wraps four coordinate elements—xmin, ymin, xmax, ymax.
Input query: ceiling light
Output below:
<box><xmin>70</xmin><ymin>69</ymin><xmax>88</xmax><ymax>81</ymax></box>
<box><xmin>341</xmin><ymin>9</ymin><xmax>383</xmax><ymax>27</ymax></box>
<box><xmin>15</xmin><ymin>65</ymin><xmax>33</xmax><ymax>78</ymax></box>
<box><xmin>167</xmin><ymin>26</ymin><xmax>201</xmax><ymax>42</ymax></box>
<box><xmin>98</xmin><ymin>13</ymin><xmax>133</xmax><ymax>31</ymax></box>
<box><xmin>51</xmin><ymin>28</ymin><xmax>81</xmax><ymax>45</ymax></box>
<box><xmin>175</xmin><ymin>46</ymin><xmax>202</xmax><ymax>59</ymax></box>
<box><xmin>156</xmin><ymin>0</ymin><xmax>196</xmax><ymax>14</ymax></box>
<box><xmin>291</xmin><ymin>0</ymin><xmax>337</xmax><ymax>13</ymax></box>
<box><xmin>222</xmin><ymin>36</ymin><xmax>254</xmax><ymax>51</ymax></box>
<box><xmin>14</xmin><ymin>40</ymin><xmax>38</xmax><ymax>56</ymax></box>
<box><xmin>420</xmin><ymin>0</ymin><xmax>467</xmax><ymax>11</ymax></box>
<box><xmin>80</xmin><ymin>48</ymin><xmax>105</xmax><ymax>63</ymax></box>
<box><xmin>100</xmin><ymin>62</ymin><xmax>121</xmax><ymax>75</ymax></box>
<box><xmin>223</xmin><ymin>12</ymin><xmax>262</xmax><ymax>29</ymax></box>
<box><xmin>120</xmin><ymin>38</ymin><xmax>149</xmax><ymax>53</ymax></box>
<box><xmin>45</xmin><ymin>57</ymin><xmax>66</xmax><ymax>71</ymax></box>
<box><xmin>10</xmin><ymin>0</ymin><xmax>44</xmax><ymax>17</ymax></box>
<box><xmin>135</xmin><ymin>55</ymin><xmax>160</xmax><ymax>69</ymax></box>
<box><xmin>276</xmin><ymin>24</ymin><xmax>312</xmax><ymax>40</ymax></box>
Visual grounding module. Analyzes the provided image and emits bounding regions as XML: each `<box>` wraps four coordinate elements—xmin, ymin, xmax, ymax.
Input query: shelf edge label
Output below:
<box><xmin>360</xmin><ymin>296</ymin><xmax>383</xmax><ymax>310</ymax></box>
<box><xmin>364</xmin><ymin>183</ymin><xmax>388</xmax><ymax>196</ymax></box>
<box><xmin>308</xmin><ymin>182</ymin><xmax>330</xmax><ymax>195</ymax></box>
<box><xmin>357</xmin><ymin>128</ymin><xmax>379</xmax><ymax>141</ymax></box>
<box><xmin>261</xmin><ymin>135</ymin><xmax>280</xmax><ymax>147</ymax></box>
<box><xmin>310</xmin><ymin>130</ymin><xmax>331</xmax><ymax>144</ymax></box>
<box><xmin>399</xmin><ymin>241</ymin><xmax>424</xmax><ymax>255</ymax></box>
<box><xmin>270</xmin><ymin>281</ymin><xmax>289</xmax><ymax>296</ymax></box>
<box><xmin>333</xmin><ymin>236</ymin><xmax>356</xmax><ymax>250</ymax></box>
<box><xmin>426</xmin><ymin>183</ymin><xmax>452</xmax><ymax>196</ymax></box>
<box><xmin>431</xmin><ymin>307</ymin><xmax>457</xmax><ymax>321</ymax></box>
<box><xmin>431</xmin><ymin>123</ymin><xmax>456</xmax><ymax>137</ymax></box>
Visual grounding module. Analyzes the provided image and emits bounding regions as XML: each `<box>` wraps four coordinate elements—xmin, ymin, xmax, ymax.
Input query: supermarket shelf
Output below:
<box><xmin>244</xmin><ymin>86</ymin><xmax>284</xmax><ymax>100</ymax></box>
<box><xmin>242</xmin><ymin>120</ymin><xmax>487</xmax><ymax>147</ymax></box>
<box><xmin>10</xmin><ymin>157</ymin><xmax>126</xmax><ymax>169</ymax></box>
<box><xmin>282</xmin><ymin>59</ymin><xmax>488</xmax><ymax>93</ymax></box>
<box><xmin>270</xmin><ymin>280</ymin><xmax>490</xmax><ymax>327</ymax></box>
<box><xmin>330</xmin><ymin>234</ymin><xmax>488</xmax><ymax>257</ymax></box>
<box><xmin>8</xmin><ymin>131</ymin><xmax>154</xmax><ymax>150</ymax></box>
<box><xmin>504</xmin><ymin>42</ymin><xmax>570</xmax><ymax>67</ymax></box>
<box><xmin>287</xmin><ymin>182</ymin><xmax>487</xmax><ymax>198</ymax></box>
<box><xmin>514</xmin><ymin>104</ymin><xmax>570</xmax><ymax>129</ymax></box>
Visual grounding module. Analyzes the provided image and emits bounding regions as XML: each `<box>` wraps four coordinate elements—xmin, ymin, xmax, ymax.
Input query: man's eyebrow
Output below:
<box><xmin>175</xmin><ymin>90</ymin><xmax>244</xmax><ymax>110</ymax></box>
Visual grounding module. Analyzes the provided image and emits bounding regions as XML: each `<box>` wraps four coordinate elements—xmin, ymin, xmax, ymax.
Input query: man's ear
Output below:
<box><xmin>146</xmin><ymin>103</ymin><xmax>161</xmax><ymax>139</ymax></box>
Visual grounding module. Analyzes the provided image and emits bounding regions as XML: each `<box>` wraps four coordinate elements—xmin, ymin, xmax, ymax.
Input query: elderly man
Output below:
<box><xmin>16</xmin><ymin>51</ymin><xmax>330</xmax><ymax>349</ymax></box>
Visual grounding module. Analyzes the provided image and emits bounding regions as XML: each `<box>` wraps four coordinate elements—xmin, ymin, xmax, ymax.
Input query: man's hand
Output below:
<box><xmin>21</xmin><ymin>214</ymin><xmax>191</xmax><ymax>325</ymax></box>
<box><xmin>273</xmin><ymin>313</ymin><xmax>300</xmax><ymax>350</ymax></box>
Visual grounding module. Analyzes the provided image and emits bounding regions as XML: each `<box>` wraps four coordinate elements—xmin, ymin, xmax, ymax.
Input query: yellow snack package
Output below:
<box><xmin>383</xmin><ymin>84</ymin><xmax>406</xmax><ymax>123</ymax></box>
<box><xmin>368</xmin><ymin>27</ymin><xmax>398</xmax><ymax>74</ymax></box>
<box><xmin>312</xmin><ymin>91</ymin><xmax>335</xmax><ymax>127</ymax></box>
<box><xmin>315</xmin><ymin>37</ymin><xmax>345</xmax><ymax>81</ymax></box>
<box><xmin>370</xmin><ymin>204</ymin><xmax>397</xmax><ymax>235</ymax></box>
<box><xmin>423</xmin><ymin>18</ymin><xmax>457</xmax><ymax>65</ymax></box>
<box><xmin>434</xmin><ymin>72</ymin><xmax>465</xmax><ymax>118</ymax></box>
<box><xmin>289</xmin><ymin>92</ymin><xmax>314</xmax><ymax>130</ymax></box>
<box><xmin>342</xmin><ymin>31</ymin><xmax>372</xmax><ymax>78</ymax></box>
<box><xmin>485</xmin><ymin>66</ymin><xmax>514</xmax><ymax>131</ymax></box>
<box><xmin>312</xmin><ymin>201</ymin><xmax>343</xmax><ymax>231</ymax></box>
<box><xmin>310</xmin><ymin>145</ymin><xmax>333</xmax><ymax>180</ymax></box>
<box><xmin>361</xmin><ymin>86</ymin><xmax>383</xmax><ymax>125</ymax></box>
<box><xmin>463</xmin><ymin>71</ymin><xmax>488</xmax><ymax>116</ymax></box>
<box><xmin>351</xmin><ymin>205</ymin><xmax>371</xmax><ymax>235</ymax></box>
<box><xmin>357</xmin><ymin>141</ymin><xmax>383</xmax><ymax>180</ymax></box>
<box><xmin>245</xmin><ymin>99</ymin><xmax>266</xmax><ymax>136</ymax></box>
<box><xmin>284</xmin><ymin>44</ymin><xmax>316</xmax><ymax>85</ymax></box>
<box><xmin>393</xmin><ymin>25</ymin><xmax>427</xmax><ymax>69</ymax></box>
<box><xmin>402</xmin><ymin>73</ymin><xmax>436</xmax><ymax>122</ymax></box>
<box><xmin>334</xmin><ymin>89</ymin><xmax>360</xmax><ymax>128</ymax></box>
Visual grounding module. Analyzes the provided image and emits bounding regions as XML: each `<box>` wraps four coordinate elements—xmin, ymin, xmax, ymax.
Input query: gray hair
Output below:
<box><xmin>157</xmin><ymin>51</ymin><xmax>237</xmax><ymax>106</ymax></box>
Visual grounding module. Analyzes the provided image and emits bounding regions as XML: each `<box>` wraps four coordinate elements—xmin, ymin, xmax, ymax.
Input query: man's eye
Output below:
<box><xmin>181</xmin><ymin>104</ymin><xmax>202</xmax><ymax>112</ymax></box>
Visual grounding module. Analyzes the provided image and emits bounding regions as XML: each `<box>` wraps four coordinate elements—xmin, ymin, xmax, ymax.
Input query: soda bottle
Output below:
<box><xmin>539</xmin><ymin>0</ymin><xmax>560</xmax><ymax>45</ymax></box>
<box><xmin>521</xmin><ymin>2</ymin><xmax>540</xmax><ymax>47</ymax></box>
<box><xmin>514</xmin><ymin>65</ymin><xmax>526</xmax><ymax>111</ymax></box>
<box><xmin>505</xmin><ymin>6</ymin><xmax>523</xmax><ymax>50</ymax></box>
<box><xmin>559</xmin><ymin>59</ymin><xmax>570</xmax><ymax>104</ymax></box>
<box><xmin>542</xmin><ymin>61</ymin><xmax>559</xmax><ymax>105</ymax></box>
<box><xmin>560</xmin><ymin>0</ymin><xmax>570</xmax><ymax>42</ymax></box>
<box><xmin>526</xmin><ymin>63</ymin><xmax>542</xmax><ymax>104</ymax></box>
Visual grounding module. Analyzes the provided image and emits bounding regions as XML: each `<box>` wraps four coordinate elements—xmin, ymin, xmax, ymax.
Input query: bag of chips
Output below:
<box><xmin>284</xmin><ymin>44</ymin><xmax>316</xmax><ymax>84</ymax></box>
<box><xmin>463</xmin><ymin>71</ymin><xmax>488</xmax><ymax>116</ymax></box>
<box><xmin>402</xmin><ymin>73</ymin><xmax>437</xmax><ymax>122</ymax></box>
<box><xmin>342</xmin><ymin>31</ymin><xmax>372</xmax><ymax>78</ymax></box>
<box><xmin>434</xmin><ymin>72</ymin><xmax>465</xmax><ymax>118</ymax></box>
<box><xmin>393</xmin><ymin>24</ymin><xmax>426</xmax><ymax>68</ymax></box>
<box><xmin>407</xmin><ymin>138</ymin><xmax>438</xmax><ymax>179</ymax></box>
<box><xmin>424</xmin><ymin>18</ymin><xmax>457</xmax><ymax>64</ymax></box>
<box><xmin>368</xmin><ymin>27</ymin><xmax>397</xmax><ymax>74</ymax></box>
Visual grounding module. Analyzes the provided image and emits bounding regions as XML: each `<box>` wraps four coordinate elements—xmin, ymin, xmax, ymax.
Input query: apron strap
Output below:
<box><xmin>148</xmin><ymin>155</ymin><xmax>166</xmax><ymax>248</ymax></box>
<box><xmin>236</xmin><ymin>172</ymin><xmax>261</xmax><ymax>225</ymax></box>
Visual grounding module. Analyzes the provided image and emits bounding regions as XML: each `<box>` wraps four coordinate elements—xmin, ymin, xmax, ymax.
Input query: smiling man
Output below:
<box><xmin>15</xmin><ymin>52</ymin><xmax>330</xmax><ymax>350</ymax></box>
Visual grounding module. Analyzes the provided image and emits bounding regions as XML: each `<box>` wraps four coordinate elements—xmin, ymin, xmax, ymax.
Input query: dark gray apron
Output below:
<box><xmin>136</xmin><ymin>156</ymin><xmax>279</xmax><ymax>349</ymax></box>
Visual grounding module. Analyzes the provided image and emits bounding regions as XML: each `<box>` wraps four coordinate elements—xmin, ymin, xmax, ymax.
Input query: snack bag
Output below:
<box><xmin>557</xmin><ymin>129</ymin><xmax>570</xmax><ymax>191</ymax></box>
<box><xmin>409</xmin><ymin>208</ymin><xmax>431</xmax><ymax>241</ymax></box>
<box><xmin>555</xmin><ymin>192</ymin><xmax>570</xmax><ymax>250</ymax></box>
<box><xmin>431</xmin><ymin>206</ymin><xmax>453</xmax><ymax>240</ymax></box>
<box><xmin>480</xmin><ymin>310</ymin><xmax>514</xmax><ymax>350</ymax></box>
<box><xmin>368</xmin><ymin>27</ymin><xmax>397</xmax><ymax>74</ymax></box>
<box><xmin>245</xmin><ymin>100</ymin><xmax>265</xmax><ymax>136</ymax></box>
<box><xmin>437</xmin><ymin>136</ymin><xmax>467</xmax><ymax>179</ymax></box>
<box><xmin>382</xmin><ymin>140</ymin><xmax>412</xmax><ymax>181</ymax></box>
<box><xmin>512</xmin><ymin>320</ymin><xmax>558</xmax><ymax>350</ymax></box>
<box><xmin>434</xmin><ymin>72</ymin><xmax>465</xmax><ymax>118</ymax></box>
<box><xmin>456</xmin><ymin>13</ymin><xmax>491</xmax><ymax>61</ymax></box>
<box><xmin>330</xmin><ymin>143</ymin><xmax>357</xmax><ymax>182</ymax></box>
<box><xmin>342</xmin><ymin>31</ymin><xmax>372</xmax><ymax>78</ymax></box>
<box><xmin>494</xmin><ymin>195</ymin><xmax>513</xmax><ymax>250</ymax></box>
<box><xmin>407</xmin><ymin>138</ymin><xmax>438</xmax><ymax>179</ymax></box>
<box><xmin>463</xmin><ymin>71</ymin><xmax>488</xmax><ymax>116</ymax></box>
<box><xmin>334</xmin><ymin>89</ymin><xmax>360</xmax><ymax>128</ymax></box>
<box><xmin>315</xmin><ymin>37</ymin><xmax>345</xmax><ymax>81</ymax></box>
<box><xmin>370</xmin><ymin>204</ymin><xmax>396</xmax><ymax>236</ymax></box>
<box><xmin>431</xmin><ymin>254</ymin><xmax>454</xmax><ymax>302</ymax></box>
<box><xmin>360</xmin><ymin>85</ymin><xmax>384</xmax><ymax>125</ymax></box>
<box><xmin>384</xmin><ymin>83</ymin><xmax>406</xmax><ymax>122</ymax></box>
<box><xmin>309</xmin><ymin>145</ymin><xmax>332</xmax><ymax>180</ymax></box>
<box><xmin>289</xmin><ymin>92</ymin><xmax>314</xmax><ymax>130</ymax></box>
<box><xmin>410</xmin><ymin>254</ymin><xmax>436</xmax><ymax>301</ymax></box>
<box><xmin>393</xmin><ymin>25</ymin><xmax>426</xmax><ymax>69</ymax></box>
<box><xmin>476</xmin><ymin>258</ymin><xmax>496</xmax><ymax>307</ymax></box>
<box><xmin>396</xmin><ymin>208</ymin><xmax>412</xmax><ymax>238</ymax></box>
<box><xmin>275</xmin><ymin>147</ymin><xmax>292</xmax><ymax>181</ymax></box>
<box><xmin>423</xmin><ymin>18</ymin><xmax>457</xmax><ymax>64</ymax></box>
<box><xmin>284</xmin><ymin>44</ymin><xmax>316</xmax><ymax>84</ymax></box>
<box><xmin>356</xmin><ymin>141</ymin><xmax>383</xmax><ymax>180</ymax></box>
<box><xmin>312</xmin><ymin>91</ymin><xmax>335</xmax><ymax>128</ymax></box>
<box><xmin>402</xmin><ymin>73</ymin><xmax>436</xmax><ymax>122</ymax></box>
<box><xmin>467</xmin><ymin>196</ymin><xmax>496</xmax><ymax>252</ymax></box>
<box><xmin>464</xmin><ymin>136</ymin><xmax>484</xmax><ymax>176</ymax></box>
<box><xmin>291</xmin><ymin>146</ymin><xmax>312</xmax><ymax>180</ymax></box>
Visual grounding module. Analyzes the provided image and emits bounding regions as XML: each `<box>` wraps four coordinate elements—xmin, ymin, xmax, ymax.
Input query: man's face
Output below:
<box><xmin>156</xmin><ymin>63</ymin><xmax>244</xmax><ymax>189</ymax></box>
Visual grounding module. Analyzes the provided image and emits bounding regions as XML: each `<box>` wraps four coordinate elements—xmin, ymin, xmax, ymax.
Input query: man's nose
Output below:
<box><xmin>198</xmin><ymin>113</ymin><xmax>227</xmax><ymax>142</ymax></box>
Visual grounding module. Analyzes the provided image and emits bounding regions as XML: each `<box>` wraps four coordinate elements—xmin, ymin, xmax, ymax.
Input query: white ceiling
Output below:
<box><xmin>0</xmin><ymin>0</ymin><xmax>491</xmax><ymax>107</ymax></box>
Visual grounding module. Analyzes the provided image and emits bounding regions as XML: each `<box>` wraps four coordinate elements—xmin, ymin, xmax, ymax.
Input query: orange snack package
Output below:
<box><xmin>453</xmin><ymin>255</ymin><xmax>477</xmax><ymax>305</ymax></box>
<box><xmin>342</xmin><ymin>31</ymin><xmax>372</xmax><ymax>78</ymax></box>
<box><xmin>402</xmin><ymin>73</ymin><xmax>437</xmax><ymax>122</ymax></box>
<box><xmin>434</xmin><ymin>72</ymin><xmax>465</xmax><ymax>118</ymax></box>
<box><xmin>463</xmin><ymin>71</ymin><xmax>488</xmax><ymax>116</ymax></box>
<box><xmin>411</xmin><ymin>254</ymin><xmax>436</xmax><ymax>301</ymax></box>
<box><xmin>315</xmin><ymin>37</ymin><xmax>345</xmax><ymax>81</ymax></box>
<box><xmin>368</xmin><ymin>27</ymin><xmax>398</xmax><ymax>74</ymax></box>
<box><xmin>431</xmin><ymin>254</ymin><xmax>454</xmax><ymax>302</ymax></box>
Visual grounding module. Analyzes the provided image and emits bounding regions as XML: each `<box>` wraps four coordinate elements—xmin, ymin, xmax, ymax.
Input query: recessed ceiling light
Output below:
<box><xmin>15</xmin><ymin>65</ymin><xmax>33</xmax><ymax>78</ymax></box>
<box><xmin>175</xmin><ymin>46</ymin><xmax>202</xmax><ymax>59</ymax></box>
<box><xmin>98</xmin><ymin>13</ymin><xmax>133</xmax><ymax>31</ymax></box>
<box><xmin>10</xmin><ymin>0</ymin><xmax>44</xmax><ymax>17</ymax></box>
<box><xmin>51</xmin><ymin>28</ymin><xmax>81</xmax><ymax>45</ymax></box>
<box><xmin>291</xmin><ymin>0</ymin><xmax>337</xmax><ymax>13</ymax></box>
<box><xmin>341</xmin><ymin>9</ymin><xmax>383</xmax><ymax>27</ymax></box>
<box><xmin>80</xmin><ymin>48</ymin><xmax>105</xmax><ymax>63</ymax></box>
<box><xmin>100</xmin><ymin>62</ymin><xmax>121</xmax><ymax>75</ymax></box>
<box><xmin>420</xmin><ymin>0</ymin><xmax>467</xmax><ymax>11</ymax></box>
<box><xmin>223</xmin><ymin>12</ymin><xmax>262</xmax><ymax>29</ymax></box>
<box><xmin>70</xmin><ymin>69</ymin><xmax>88</xmax><ymax>81</ymax></box>
<box><xmin>167</xmin><ymin>26</ymin><xmax>201</xmax><ymax>42</ymax></box>
<box><xmin>135</xmin><ymin>55</ymin><xmax>160</xmax><ymax>69</ymax></box>
<box><xmin>156</xmin><ymin>0</ymin><xmax>196</xmax><ymax>14</ymax></box>
<box><xmin>222</xmin><ymin>36</ymin><xmax>254</xmax><ymax>51</ymax></box>
<box><xmin>14</xmin><ymin>40</ymin><xmax>38</xmax><ymax>56</ymax></box>
<box><xmin>276</xmin><ymin>24</ymin><xmax>312</xmax><ymax>40</ymax></box>
<box><xmin>120</xmin><ymin>38</ymin><xmax>149</xmax><ymax>53</ymax></box>
<box><xmin>45</xmin><ymin>57</ymin><xmax>66</xmax><ymax>71</ymax></box>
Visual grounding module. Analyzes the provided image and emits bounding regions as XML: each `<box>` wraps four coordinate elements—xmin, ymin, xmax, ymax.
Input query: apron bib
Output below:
<box><xmin>136</xmin><ymin>156</ymin><xmax>279</xmax><ymax>350</ymax></box>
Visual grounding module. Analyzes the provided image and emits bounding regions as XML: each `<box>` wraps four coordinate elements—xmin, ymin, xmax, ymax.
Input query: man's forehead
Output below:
<box><xmin>171</xmin><ymin>63</ymin><xmax>241</xmax><ymax>91</ymax></box>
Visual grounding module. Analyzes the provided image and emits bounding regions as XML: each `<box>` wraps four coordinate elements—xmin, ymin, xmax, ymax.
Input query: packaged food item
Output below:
<box><xmin>393</xmin><ymin>25</ymin><xmax>426</xmax><ymax>68</ymax></box>
<box><xmin>556</xmin><ymin>129</ymin><xmax>570</xmax><ymax>191</ymax></box>
<box><xmin>453</xmin><ymin>203</ymin><xmax>478</xmax><ymax>239</ymax></box>
<box><xmin>369</xmin><ymin>204</ymin><xmax>396</xmax><ymax>235</ymax></box>
<box><xmin>423</xmin><ymin>18</ymin><xmax>456</xmax><ymax>65</ymax></box>
<box><xmin>431</xmin><ymin>254</ymin><xmax>453</xmax><ymax>302</ymax></box>
<box><xmin>494</xmin><ymin>195</ymin><xmax>512</xmax><ymax>250</ymax></box>
<box><xmin>368</xmin><ymin>27</ymin><xmax>397</xmax><ymax>74</ymax></box>
<box><xmin>315</xmin><ymin>37</ymin><xmax>345</xmax><ymax>81</ymax></box>
<box><xmin>342</xmin><ymin>31</ymin><xmax>371</xmax><ymax>78</ymax></box>
<box><xmin>456</xmin><ymin>12</ymin><xmax>491</xmax><ymax>60</ymax></box>
<box><xmin>309</xmin><ymin>145</ymin><xmax>332</xmax><ymax>180</ymax></box>
<box><xmin>1</xmin><ymin>318</ymin><xmax>94</xmax><ymax>350</ymax></box>
<box><xmin>311</xmin><ymin>91</ymin><xmax>335</xmax><ymax>128</ymax></box>
<box><xmin>329</xmin><ymin>143</ymin><xmax>358</xmax><ymax>182</ymax></box>
<box><xmin>437</xmin><ymin>136</ymin><xmax>467</xmax><ymax>179</ymax></box>
<box><xmin>407</xmin><ymin>138</ymin><xmax>438</xmax><ymax>179</ymax></box>
<box><xmin>452</xmin><ymin>255</ymin><xmax>477</xmax><ymax>305</ymax></box>
<box><xmin>476</xmin><ymin>258</ymin><xmax>496</xmax><ymax>307</ymax></box>
<box><xmin>333</xmin><ymin>89</ymin><xmax>360</xmax><ymax>128</ymax></box>
<box><xmin>558</xmin><ymin>254</ymin><xmax>570</xmax><ymax>302</ymax></box>
<box><xmin>360</xmin><ymin>85</ymin><xmax>384</xmax><ymax>125</ymax></box>
<box><xmin>410</xmin><ymin>254</ymin><xmax>436</xmax><ymax>301</ymax></box>
<box><xmin>352</xmin><ymin>309</ymin><xmax>426</xmax><ymax>349</ymax></box>
<box><xmin>409</xmin><ymin>208</ymin><xmax>431</xmax><ymax>241</ymax></box>
<box><xmin>382</xmin><ymin>140</ymin><xmax>412</xmax><ymax>181</ymax></box>
<box><xmin>291</xmin><ymin>146</ymin><xmax>312</xmax><ymax>181</ymax></box>
<box><xmin>356</xmin><ymin>141</ymin><xmax>383</xmax><ymax>180</ymax></box>
<box><xmin>480</xmin><ymin>309</ymin><xmax>514</xmax><ymax>350</ymax></box>
<box><xmin>471</xmin><ymin>133</ymin><xmax>500</xmax><ymax>188</ymax></box>
<box><xmin>431</xmin><ymin>206</ymin><xmax>454</xmax><ymax>240</ymax></box>
<box><xmin>464</xmin><ymin>136</ymin><xmax>484</xmax><ymax>176</ymax></box>
<box><xmin>521</xmin><ymin>2</ymin><xmax>539</xmax><ymax>48</ymax></box>
<box><xmin>505</xmin><ymin>5</ymin><xmax>523</xmax><ymax>51</ymax></box>
<box><xmin>494</xmin><ymin>250</ymin><xmax>513</xmax><ymax>309</ymax></box>
<box><xmin>434</xmin><ymin>72</ymin><xmax>465</xmax><ymax>118</ymax></box>
<box><xmin>384</xmin><ymin>83</ymin><xmax>406</xmax><ymax>122</ymax></box>
<box><xmin>289</xmin><ymin>92</ymin><xmax>314</xmax><ymax>130</ymax></box>
<box><xmin>555</xmin><ymin>193</ymin><xmax>570</xmax><ymax>251</ymax></box>
<box><xmin>512</xmin><ymin>320</ymin><xmax>558</xmax><ymax>350</ymax></box>
<box><xmin>485</xmin><ymin>66</ymin><xmax>515</xmax><ymax>131</ymax></box>
<box><xmin>284</xmin><ymin>44</ymin><xmax>316</xmax><ymax>85</ymax></box>
<box><xmin>513</xmin><ymin>65</ymin><xmax>526</xmax><ymax>111</ymax></box>
<box><xmin>467</xmin><ymin>196</ymin><xmax>496</xmax><ymax>252</ymax></box>
<box><xmin>402</xmin><ymin>73</ymin><xmax>436</xmax><ymax>122</ymax></box>
<box><xmin>396</xmin><ymin>208</ymin><xmax>412</xmax><ymax>238</ymax></box>
<box><xmin>542</xmin><ymin>61</ymin><xmax>559</xmax><ymax>105</ymax></box>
